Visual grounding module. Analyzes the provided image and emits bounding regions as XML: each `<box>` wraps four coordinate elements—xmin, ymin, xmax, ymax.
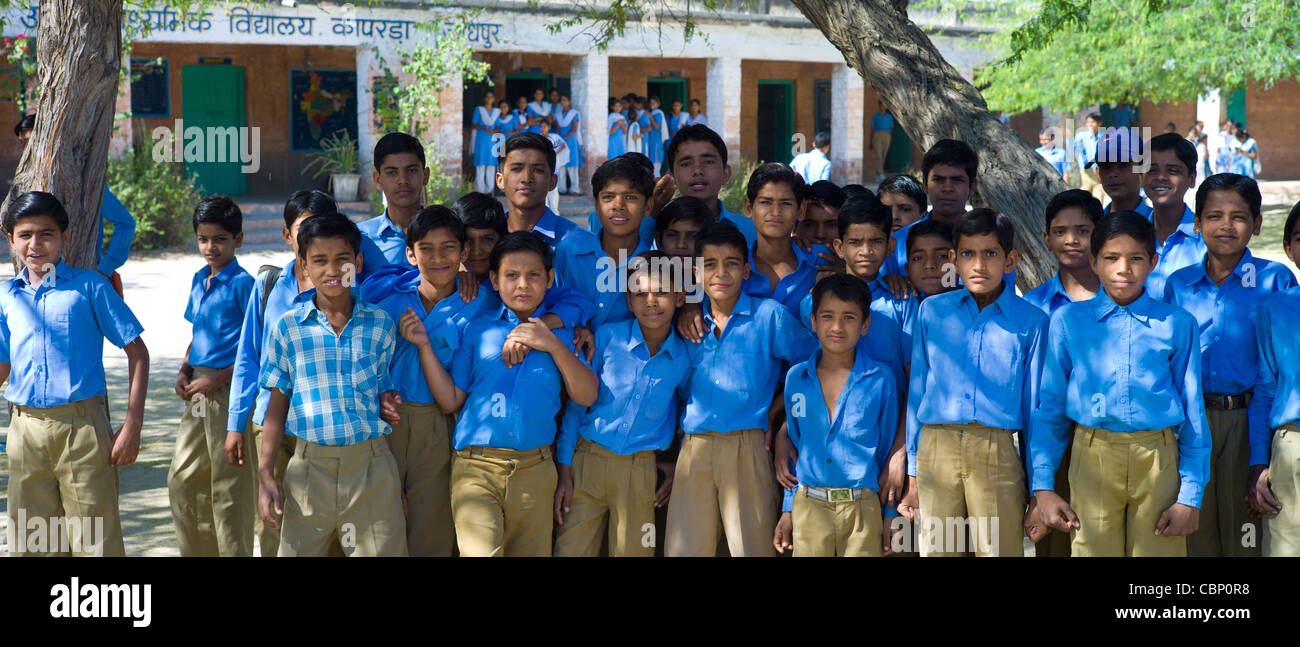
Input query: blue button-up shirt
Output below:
<box><xmin>782</xmin><ymin>346</ymin><xmax>899</xmax><ymax>512</ymax></box>
<box><xmin>906</xmin><ymin>285</ymin><xmax>1048</xmax><ymax>476</ymax></box>
<box><xmin>529</xmin><ymin>208</ymin><xmax>580</xmax><ymax>249</ymax></box>
<box><xmin>259</xmin><ymin>295</ymin><xmax>396</xmax><ymax>446</ymax></box>
<box><xmin>681</xmin><ymin>292</ymin><xmax>816</xmax><ymax>434</ymax></box>
<box><xmin>1074</xmin><ymin>130</ymin><xmax>1100</xmax><ymax>171</ymax></box>
<box><xmin>1250</xmin><ymin>287</ymin><xmax>1300</xmax><ymax>465</ymax></box>
<box><xmin>228</xmin><ymin>259</ymin><xmax>311</xmax><ymax>432</ymax></box>
<box><xmin>553</xmin><ymin>227</ymin><xmax>652</xmax><ymax>330</ymax></box>
<box><xmin>1035</xmin><ymin>145</ymin><xmax>1069</xmax><ymax>177</ymax></box>
<box><xmin>98</xmin><ymin>185</ymin><xmax>136</xmax><ymax>276</ymax></box>
<box><xmin>1030</xmin><ymin>290</ymin><xmax>1211</xmax><ymax>507</ymax></box>
<box><xmin>374</xmin><ymin>275</ymin><xmax>494</xmax><ymax>404</ymax></box>
<box><xmin>743</xmin><ymin>241</ymin><xmax>832</xmax><ymax>316</ymax></box>
<box><xmin>588</xmin><ymin>200</ymin><xmax>757</xmax><ymax>248</ymax></box>
<box><xmin>357</xmin><ymin>210</ymin><xmax>409</xmax><ymax>268</ymax></box>
<box><xmin>1145</xmin><ymin>205</ymin><xmax>1206</xmax><ymax>299</ymax></box>
<box><xmin>450</xmin><ymin>303</ymin><xmax>585</xmax><ymax>451</ymax></box>
<box><xmin>797</xmin><ymin>275</ymin><xmax>918</xmax><ymax>397</ymax></box>
<box><xmin>1023</xmin><ymin>273</ymin><xmax>1094</xmax><ymax>316</ymax></box>
<box><xmin>184</xmin><ymin>259</ymin><xmax>254</xmax><ymax>368</ymax></box>
<box><xmin>0</xmin><ymin>260</ymin><xmax>144</xmax><ymax>408</ymax></box>
<box><xmin>883</xmin><ymin>213</ymin><xmax>1017</xmax><ymax>288</ymax></box>
<box><xmin>557</xmin><ymin>319</ymin><xmax>692</xmax><ymax>464</ymax></box>
<box><xmin>1103</xmin><ymin>199</ymin><xmax>1153</xmax><ymax>219</ymax></box>
<box><xmin>1164</xmin><ymin>250</ymin><xmax>1296</xmax><ymax>397</ymax></box>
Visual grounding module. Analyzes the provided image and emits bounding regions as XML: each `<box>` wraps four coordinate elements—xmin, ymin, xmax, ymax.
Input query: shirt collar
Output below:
<box><xmin>492</xmin><ymin>298</ymin><xmax>552</xmax><ymax>326</ymax></box>
<box><xmin>957</xmin><ymin>281</ymin><xmax>1016</xmax><ymax>317</ymax></box>
<box><xmin>1189</xmin><ymin>248</ymin><xmax>1256</xmax><ymax>290</ymax></box>
<box><xmin>377</xmin><ymin>210</ymin><xmax>407</xmax><ymax>238</ymax></box>
<box><xmin>296</xmin><ymin>292</ymin><xmax>362</xmax><ymax>325</ymax></box>
<box><xmin>1093</xmin><ymin>287</ymin><xmax>1155</xmax><ymax>323</ymax></box>
<box><xmin>803</xmin><ymin>345</ymin><xmax>885</xmax><ymax>387</ymax></box>
<box><xmin>532</xmin><ymin>209</ymin><xmax>562</xmax><ymax>244</ymax></box>
<box><xmin>17</xmin><ymin>258</ymin><xmax>71</xmax><ymax>288</ymax></box>
<box><xmin>625</xmin><ymin>320</ymin><xmax>684</xmax><ymax>359</ymax></box>
<box><xmin>197</xmin><ymin>258</ymin><xmax>243</xmax><ymax>284</ymax></box>
<box><xmin>703</xmin><ymin>291</ymin><xmax>754</xmax><ymax>330</ymax></box>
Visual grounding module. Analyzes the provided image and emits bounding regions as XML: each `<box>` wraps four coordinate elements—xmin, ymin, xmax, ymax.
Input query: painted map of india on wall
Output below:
<box><xmin>290</xmin><ymin>68</ymin><xmax>358</xmax><ymax>151</ymax></box>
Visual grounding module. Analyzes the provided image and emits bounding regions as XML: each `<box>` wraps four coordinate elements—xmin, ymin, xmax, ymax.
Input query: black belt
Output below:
<box><xmin>1204</xmin><ymin>392</ymin><xmax>1251</xmax><ymax>411</ymax></box>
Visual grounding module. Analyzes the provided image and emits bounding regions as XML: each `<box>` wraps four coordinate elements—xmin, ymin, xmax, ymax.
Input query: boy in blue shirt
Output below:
<box><xmin>371</xmin><ymin>206</ymin><xmax>494</xmax><ymax>557</ymax></box>
<box><xmin>1035</xmin><ymin>129</ymin><xmax>1070</xmax><ymax>183</ymax></box>
<box><xmin>903</xmin><ymin>218</ymin><xmax>957</xmax><ymax>299</ymax></box>
<box><xmin>665</xmin><ymin>223</ymin><xmax>816</xmax><ymax>557</ymax></box>
<box><xmin>0</xmin><ymin>191</ymin><xmax>151</xmax><ymax>556</ymax></box>
<box><xmin>739</xmin><ymin>163</ymin><xmax>832</xmax><ymax>315</ymax></box>
<box><xmin>662</xmin><ymin>124</ymin><xmax>757</xmax><ymax>245</ymax></box>
<box><xmin>1247</xmin><ymin>201</ymin><xmax>1300</xmax><ymax>556</ymax></box>
<box><xmin>900</xmin><ymin>209</ymin><xmax>1048</xmax><ymax>557</ymax></box>
<box><xmin>554</xmin><ymin>156</ymin><xmax>655</xmax><ymax>331</ymax></box>
<box><xmin>168</xmin><ymin>195</ymin><xmax>256</xmax><ymax>557</ymax></box>
<box><xmin>553</xmin><ymin>251</ymin><xmax>693</xmax><ymax>556</ymax></box>
<box><xmin>1024</xmin><ymin>189</ymin><xmax>1103</xmax><ymax>315</ymax></box>
<box><xmin>391</xmin><ymin>232</ymin><xmax>598</xmax><ymax>556</ymax></box>
<box><xmin>257</xmin><ymin>213</ymin><xmax>406</xmax><ymax>557</ymax></box>
<box><xmin>361</xmin><ymin>132</ymin><xmax>430</xmax><ymax>269</ymax></box>
<box><xmin>883</xmin><ymin>139</ymin><xmax>978</xmax><ymax>278</ymax></box>
<box><xmin>1144</xmin><ymin>133</ymin><xmax>1208</xmax><ymax>298</ymax></box>
<box><xmin>1090</xmin><ymin>130</ymin><xmax>1150</xmax><ymax>218</ymax></box>
<box><xmin>498</xmin><ymin>132</ymin><xmax>579</xmax><ymax>248</ymax></box>
<box><xmin>1031</xmin><ymin>211</ymin><xmax>1211</xmax><ymax>557</ymax></box>
<box><xmin>796</xmin><ymin>180</ymin><xmax>845</xmax><ymax>249</ymax></box>
<box><xmin>653</xmin><ymin>196</ymin><xmax>713</xmax><ymax>260</ymax></box>
<box><xmin>224</xmin><ymin>190</ymin><xmax>336</xmax><ymax>556</ymax></box>
<box><xmin>1165</xmin><ymin>173</ymin><xmax>1295</xmax><ymax>557</ymax></box>
<box><xmin>877</xmin><ymin>174</ymin><xmax>926</xmax><ymax>235</ymax></box>
<box><xmin>773</xmin><ymin>274</ymin><xmax>899</xmax><ymax>556</ymax></box>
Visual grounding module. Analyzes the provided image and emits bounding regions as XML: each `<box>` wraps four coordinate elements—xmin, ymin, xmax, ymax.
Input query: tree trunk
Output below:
<box><xmin>3</xmin><ymin>0</ymin><xmax>123</xmax><ymax>270</ymax></box>
<box><xmin>790</xmin><ymin>0</ymin><xmax>1067</xmax><ymax>289</ymax></box>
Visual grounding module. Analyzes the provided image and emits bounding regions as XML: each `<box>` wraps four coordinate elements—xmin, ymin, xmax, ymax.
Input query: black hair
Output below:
<box><xmin>694</xmin><ymin>221</ymin><xmax>749</xmax><ymax>263</ymax></box>
<box><xmin>836</xmin><ymin>196</ymin><xmax>892</xmax><ymax>240</ymax></box>
<box><xmin>592</xmin><ymin>156</ymin><xmax>654</xmax><ymax>199</ymax></box>
<box><xmin>1285</xmin><ymin>201</ymin><xmax>1300</xmax><ymax>248</ymax></box>
<box><xmin>1149</xmin><ymin>132</ymin><xmax>1198</xmax><ymax>176</ymax></box>
<box><xmin>671</xmin><ymin>97</ymin><xmax>683</xmax><ymax>105</ymax></box>
<box><xmin>811</xmin><ymin>273</ymin><xmax>872</xmax><ymax>320</ymax></box>
<box><xmin>408</xmin><ymin>205</ymin><xmax>467</xmax><ymax>249</ymax></box>
<box><xmin>618</xmin><ymin>151</ymin><xmax>655</xmax><ymax>178</ymax></box>
<box><xmin>953</xmin><ymin>208</ymin><xmax>1014</xmax><ymax>254</ymax></box>
<box><xmin>1195</xmin><ymin>173</ymin><xmax>1262</xmax><ymax>221</ymax></box>
<box><xmin>627</xmin><ymin>249</ymin><xmax>683</xmax><ymax>293</ymax></box>
<box><xmin>805</xmin><ymin>180</ymin><xmax>846</xmax><ymax>210</ymax></box>
<box><xmin>489</xmin><ymin>230</ymin><xmax>553</xmax><ymax>273</ymax></box>
<box><xmin>502</xmin><ymin>132</ymin><xmax>556</xmax><ymax>173</ymax></box>
<box><xmin>665</xmin><ymin>124</ymin><xmax>727</xmax><ymax>172</ymax></box>
<box><xmin>283</xmin><ymin>189</ymin><xmax>337</xmax><ymax>229</ymax></box>
<box><xmin>1086</xmin><ymin>112</ymin><xmax>1102</xmax><ymax>123</ymax></box>
<box><xmin>13</xmin><ymin>113</ymin><xmax>34</xmax><ymax>137</ymax></box>
<box><xmin>922</xmin><ymin>139</ymin><xmax>979</xmax><ymax>184</ymax></box>
<box><xmin>192</xmin><ymin>195</ymin><xmax>243</xmax><ymax>235</ymax></box>
<box><xmin>655</xmin><ymin>196</ymin><xmax>715</xmax><ymax>241</ymax></box>
<box><xmin>905</xmin><ymin>218</ymin><xmax>954</xmax><ymax>258</ymax></box>
<box><xmin>876</xmin><ymin>174</ymin><xmax>928</xmax><ymax>213</ymax></box>
<box><xmin>689</xmin><ymin>98</ymin><xmax>701</xmax><ymax>105</ymax></box>
<box><xmin>745</xmin><ymin>162</ymin><xmax>806</xmax><ymax>205</ymax></box>
<box><xmin>373</xmin><ymin>132</ymin><xmax>426</xmax><ymax>171</ymax></box>
<box><xmin>296</xmin><ymin>211</ymin><xmax>362</xmax><ymax>258</ymax></box>
<box><xmin>813</xmin><ymin>131</ymin><xmax>831</xmax><ymax>149</ymax></box>
<box><xmin>1091</xmin><ymin>210</ymin><xmax>1156</xmax><ymax>259</ymax></box>
<box><xmin>609</xmin><ymin>97</ymin><xmax>622</xmax><ymax>111</ymax></box>
<box><xmin>1044</xmin><ymin>189</ymin><xmax>1103</xmax><ymax>229</ymax></box>
<box><xmin>842</xmin><ymin>184</ymin><xmax>872</xmax><ymax>201</ymax></box>
<box><xmin>3</xmin><ymin>190</ymin><xmax>69</xmax><ymax>234</ymax></box>
<box><xmin>451</xmin><ymin>191</ymin><xmax>508</xmax><ymax>237</ymax></box>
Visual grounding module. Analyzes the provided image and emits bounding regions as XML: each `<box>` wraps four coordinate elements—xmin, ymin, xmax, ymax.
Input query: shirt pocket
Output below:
<box><xmin>641</xmin><ymin>376</ymin><xmax>674</xmax><ymax>421</ymax></box>
<box><xmin>351</xmin><ymin>346</ymin><xmax>383</xmax><ymax>395</ymax></box>
<box><xmin>979</xmin><ymin>332</ymin><xmax>1024</xmax><ymax>398</ymax></box>
<box><xmin>719</xmin><ymin>350</ymin><xmax>767</xmax><ymax>393</ymax></box>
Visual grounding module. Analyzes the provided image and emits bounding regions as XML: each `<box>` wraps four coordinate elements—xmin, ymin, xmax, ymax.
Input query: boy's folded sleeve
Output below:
<box><xmin>228</xmin><ymin>279</ymin><xmax>266</xmax><ymax>432</ymax></box>
<box><xmin>258</xmin><ymin>318</ymin><xmax>294</xmax><ymax>397</ymax></box>
<box><xmin>543</xmin><ymin>285</ymin><xmax>596</xmax><ymax>329</ymax></box>
<box><xmin>91</xmin><ymin>273</ymin><xmax>144</xmax><ymax>348</ymax></box>
<box><xmin>97</xmin><ymin>187</ymin><xmax>136</xmax><ymax>276</ymax></box>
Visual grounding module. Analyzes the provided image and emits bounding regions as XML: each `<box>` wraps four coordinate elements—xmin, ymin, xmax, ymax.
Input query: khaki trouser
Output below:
<box><xmin>554</xmin><ymin>440</ymin><xmax>656</xmax><ymax>557</ymax></box>
<box><xmin>1078</xmin><ymin>167</ymin><xmax>1105</xmax><ymax>201</ymax></box>
<box><xmin>167</xmin><ymin>367</ymin><xmax>256</xmax><ymax>557</ymax></box>
<box><xmin>389</xmin><ymin>401</ymin><xmax>455</xmax><ymax>557</ymax></box>
<box><xmin>248</xmin><ymin>420</ymin><xmax>295</xmax><ymax>557</ymax></box>
<box><xmin>666</xmin><ymin>429</ymin><xmax>780</xmax><ymax>557</ymax></box>
<box><xmin>279</xmin><ymin>436</ymin><xmax>408</xmax><ymax>557</ymax></box>
<box><xmin>451</xmin><ymin>445</ymin><xmax>557</xmax><ymax>557</ymax></box>
<box><xmin>5</xmin><ymin>396</ymin><xmax>124</xmax><ymax>556</ymax></box>
<box><xmin>792</xmin><ymin>487</ymin><xmax>883</xmax><ymax>557</ymax></box>
<box><xmin>1069</xmin><ymin>426</ymin><xmax>1185</xmax><ymax>557</ymax></box>
<box><xmin>1188</xmin><ymin>408</ymin><xmax>1257</xmax><ymax>557</ymax></box>
<box><xmin>871</xmin><ymin>130</ymin><xmax>892</xmax><ymax>176</ymax></box>
<box><xmin>1035</xmin><ymin>428</ymin><xmax>1074</xmax><ymax>557</ymax></box>
<box><xmin>1264</xmin><ymin>423</ymin><xmax>1300</xmax><ymax>557</ymax></box>
<box><xmin>917</xmin><ymin>423</ymin><xmax>1026</xmax><ymax>557</ymax></box>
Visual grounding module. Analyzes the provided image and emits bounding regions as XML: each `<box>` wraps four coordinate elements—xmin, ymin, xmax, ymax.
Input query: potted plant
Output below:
<box><xmin>303</xmin><ymin>130</ymin><xmax>360</xmax><ymax>201</ymax></box>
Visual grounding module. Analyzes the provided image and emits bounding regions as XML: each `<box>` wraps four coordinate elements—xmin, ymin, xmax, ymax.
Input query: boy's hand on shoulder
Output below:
<box><xmin>676</xmin><ymin>302</ymin><xmax>705</xmax><ymax>343</ymax></box>
<box><xmin>1155</xmin><ymin>503</ymin><xmax>1199</xmax><ymax>537</ymax></box>
<box><xmin>573</xmin><ymin>326</ymin><xmax>596</xmax><ymax>362</ymax></box>
<box><xmin>773</xmin><ymin>512</ymin><xmax>793</xmax><ymax>554</ymax></box>
<box><xmin>224</xmin><ymin>431</ymin><xmax>245</xmax><ymax>466</ymax></box>
<box><xmin>1247</xmin><ymin>465</ymin><xmax>1280</xmax><ymax>516</ymax></box>
<box><xmin>501</xmin><ymin>338</ymin><xmax>530</xmax><ymax>367</ymax></box>
<box><xmin>814</xmin><ymin>250</ymin><xmax>843</xmax><ymax>277</ymax></box>
<box><xmin>554</xmin><ymin>463</ymin><xmax>574</xmax><ymax>525</ymax></box>
<box><xmin>649</xmin><ymin>173</ymin><xmax>677</xmax><ymax>220</ymax></box>
<box><xmin>379</xmin><ymin>390</ymin><xmax>402</xmax><ymax>424</ymax></box>
<box><xmin>457</xmin><ymin>271</ymin><xmax>479</xmax><ymax>303</ymax></box>
<box><xmin>399</xmin><ymin>308</ymin><xmax>432</xmax><ymax>348</ymax></box>
<box><xmin>897</xmin><ymin>476</ymin><xmax>920</xmax><ymax>521</ymax></box>
<box><xmin>507</xmin><ymin>318</ymin><xmax>564</xmax><ymax>355</ymax></box>
<box><xmin>174</xmin><ymin>371</ymin><xmax>191</xmax><ymax>400</ymax></box>
<box><xmin>883</xmin><ymin>273</ymin><xmax>918</xmax><ymax>300</ymax></box>
<box><xmin>1034</xmin><ymin>489</ymin><xmax>1080</xmax><ymax>532</ymax></box>
<box><xmin>110</xmin><ymin>421</ymin><xmax>141</xmax><ymax>466</ymax></box>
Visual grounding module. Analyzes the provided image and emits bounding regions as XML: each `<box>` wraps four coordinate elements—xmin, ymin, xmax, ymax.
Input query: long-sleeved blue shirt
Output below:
<box><xmin>552</xmin><ymin>227</ymin><xmax>652</xmax><ymax>330</ymax></box>
<box><xmin>680</xmin><ymin>292</ymin><xmax>816</xmax><ymax>434</ymax></box>
<box><xmin>1248</xmin><ymin>287</ymin><xmax>1300</xmax><ymax>466</ymax></box>
<box><xmin>184</xmin><ymin>259</ymin><xmax>254</xmax><ymax>368</ymax></box>
<box><xmin>906</xmin><ymin>285</ymin><xmax>1048</xmax><ymax>477</ymax></box>
<box><xmin>797</xmin><ymin>274</ymin><xmax>918</xmax><ymax>398</ymax></box>
<box><xmin>1023</xmin><ymin>273</ymin><xmax>1094</xmax><ymax>316</ymax></box>
<box><xmin>781</xmin><ymin>346</ymin><xmax>899</xmax><ymax>512</ymax></box>
<box><xmin>227</xmin><ymin>258</ymin><xmax>311</xmax><ymax>432</ymax></box>
<box><xmin>742</xmin><ymin>240</ymin><xmax>832</xmax><ymax>316</ymax></box>
<box><xmin>1144</xmin><ymin>205</ymin><xmax>1206</xmax><ymax>299</ymax></box>
<box><xmin>1030</xmin><ymin>289</ymin><xmax>1211</xmax><ymax>508</ymax></box>
<box><xmin>557</xmin><ymin>319</ymin><xmax>692</xmax><ymax>465</ymax></box>
<box><xmin>97</xmin><ymin>185</ymin><xmax>136</xmax><ymax>276</ymax></box>
<box><xmin>588</xmin><ymin>199</ymin><xmax>757</xmax><ymax>248</ymax></box>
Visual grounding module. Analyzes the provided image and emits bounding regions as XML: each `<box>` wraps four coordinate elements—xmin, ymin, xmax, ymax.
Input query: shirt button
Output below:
<box><xmin>634</xmin><ymin>394</ymin><xmax>641</xmax><ymax>399</ymax></box>
<box><xmin>964</xmin><ymin>394</ymin><xmax>971</xmax><ymax>400</ymax></box>
<box><xmin>826</xmin><ymin>459</ymin><xmax>832</xmax><ymax>464</ymax></box>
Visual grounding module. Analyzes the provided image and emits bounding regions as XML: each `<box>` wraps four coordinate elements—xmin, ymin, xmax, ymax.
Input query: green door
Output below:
<box><xmin>182</xmin><ymin>65</ymin><xmax>246</xmax><ymax>195</ymax></box>
<box><xmin>885</xmin><ymin>118</ymin><xmax>912</xmax><ymax>173</ymax></box>
<box><xmin>757</xmin><ymin>80</ymin><xmax>794</xmax><ymax>164</ymax></box>
<box><xmin>647</xmin><ymin>78</ymin><xmax>686</xmax><ymax>107</ymax></box>
<box><xmin>1226</xmin><ymin>88</ymin><xmax>1247</xmax><ymax>128</ymax></box>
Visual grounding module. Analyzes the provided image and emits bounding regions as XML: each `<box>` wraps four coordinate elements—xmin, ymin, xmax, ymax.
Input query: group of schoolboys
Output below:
<box><xmin>4</xmin><ymin>119</ymin><xmax>1299</xmax><ymax>559</ymax></box>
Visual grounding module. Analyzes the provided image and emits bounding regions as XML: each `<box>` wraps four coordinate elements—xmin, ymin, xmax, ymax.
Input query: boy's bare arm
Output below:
<box><xmin>258</xmin><ymin>388</ymin><xmax>290</xmax><ymax>529</ymax></box>
<box><xmin>506</xmin><ymin>319</ymin><xmax>598</xmax><ymax>406</ymax></box>
<box><xmin>399</xmin><ymin>308</ymin><xmax>467</xmax><ymax>413</ymax></box>
<box><xmin>112</xmin><ymin>337</ymin><xmax>150</xmax><ymax>466</ymax></box>
<box><xmin>0</xmin><ymin>362</ymin><xmax>9</xmax><ymax>389</ymax></box>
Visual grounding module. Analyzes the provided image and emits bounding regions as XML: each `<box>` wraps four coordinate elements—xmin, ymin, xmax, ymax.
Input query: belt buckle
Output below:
<box><xmin>827</xmin><ymin>488</ymin><xmax>853</xmax><ymax>503</ymax></box>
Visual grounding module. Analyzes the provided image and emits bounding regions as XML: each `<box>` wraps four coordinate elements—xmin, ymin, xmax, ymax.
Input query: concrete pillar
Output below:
<box><xmin>830</xmin><ymin>63</ymin><xmax>864</xmax><ymax>185</ymax></box>
<box><xmin>571</xmin><ymin>52</ymin><xmax>609</xmax><ymax>193</ymax></box>
<box><xmin>1198</xmin><ymin>90</ymin><xmax>1222</xmax><ymax>169</ymax></box>
<box><xmin>431</xmin><ymin>69</ymin><xmax>464</xmax><ymax>184</ymax></box>
<box><xmin>110</xmin><ymin>56</ymin><xmax>132</xmax><ymax>160</ymax></box>
<box><xmin>356</xmin><ymin>46</ymin><xmax>379</xmax><ymax>197</ymax></box>
<box><xmin>706</xmin><ymin>56</ymin><xmax>742</xmax><ymax>162</ymax></box>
